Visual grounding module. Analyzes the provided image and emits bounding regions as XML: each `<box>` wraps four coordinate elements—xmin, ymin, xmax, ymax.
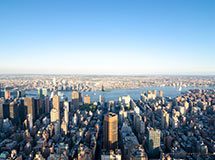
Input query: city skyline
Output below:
<box><xmin>0</xmin><ymin>0</ymin><xmax>214</xmax><ymax>75</ymax></box>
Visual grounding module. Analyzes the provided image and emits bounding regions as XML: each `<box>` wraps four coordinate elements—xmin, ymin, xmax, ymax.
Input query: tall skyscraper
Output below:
<box><xmin>0</xmin><ymin>100</ymin><xmax>4</xmax><ymax>119</ymax></box>
<box><xmin>61</xmin><ymin>119</ymin><xmax>68</xmax><ymax>135</ymax></box>
<box><xmin>103</xmin><ymin>112</ymin><xmax>118</xmax><ymax>151</ymax></box>
<box><xmin>83</xmin><ymin>95</ymin><xmax>90</xmax><ymax>105</ymax></box>
<box><xmin>44</xmin><ymin>96</ymin><xmax>50</xmax><ymax>113</ymax></box>
<box><xmin>9</xmin><ymin>101</ymin><xmax>19</xmax><ymax>124</ymax></box>
<box><xmin>71</xmin><ymin>90</ymin><xmax>81</xmax><ymax>107</ymax></box>
<box><xmin>50</xmin><ymin>95</ymin><xmax>60</xmax><ymax>123</ymax></box>
<box><xmin>24</xmin><ymin>97</ymin><xmax>35</xmax><ymax>121</ymax></box>
<box><xmin>161</xmin><ymin>109</ymin><xmax>169</xmax><ymax>129</ymax></box>
<box><xmin>4</xmin><ymin>89</ymin><xmax>11</xmax><ymax>99</ymax></box>
<box><xmin>50</xmin><ymin>108</ymin><xmax>59</xmax><ymax>123</ymax></box>
<box><xmin>1</xmin><ymin>102</ymin><xmax>10</xmax><ymax>119</ymax></box>
<box><xmin>146</xmin><ymin>128</ymin><xmax>161</xmax><ymax>157</ymax></box>
<box><xmin>53</xmin><ymin>95</ymin><xmax>60</xmax><ymax>111</ymax></box>
<box><xmin>64</xmin><ymin>106</ymin><xmax>69</xmax><ymax>124</ymax></box>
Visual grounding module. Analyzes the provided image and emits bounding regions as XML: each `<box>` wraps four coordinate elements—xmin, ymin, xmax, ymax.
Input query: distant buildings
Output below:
<box><xmin>103</xmin><ymin>112</ymin><xmax>118</xmax><ymax>151</ymax></box>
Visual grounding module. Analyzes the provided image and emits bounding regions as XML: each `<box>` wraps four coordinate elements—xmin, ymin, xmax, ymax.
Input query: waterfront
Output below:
<box><xmin>25</xmin><ymin>86</ymin><xmax>214</xmax><ymax>102</ymax></box>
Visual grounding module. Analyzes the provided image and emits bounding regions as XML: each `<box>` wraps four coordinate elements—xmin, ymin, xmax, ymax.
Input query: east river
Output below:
<box><xmin>25</xmin><ymin>86</ymin><xmax>214</xmax><ymax>102</ymax></box>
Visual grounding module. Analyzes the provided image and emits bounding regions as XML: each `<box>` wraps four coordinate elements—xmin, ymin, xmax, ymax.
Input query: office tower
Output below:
<box><xmin>103</xmin><ymin>112</ymin><xmax>118</xmax><ymax>151</ymax></box>
<box><xmin>38</xmin><ymin>88</ymin><xmax>43</xmax><ymax>98</ymax></box>
<box><xmin>64</xmin><ymin>106</ymin><xmax>69</xmax><ymax>124</ymax></box>
<box><xmin>16</xmin><ymin>90</ymin><xmax>22</xmax><ymax>98</ymax></box>
<box><xmin>50</xmin><ymin>108</ymin><xmax>59</xmax><ymax>123</ymax></box>
<box><xmin>50</xmin><ymin>95</ymin><xmax>60</xmax><ymax>123</ymax></box>
<box><xmin>54</xmin><ymin>120</ymin><xmax>60</xmax><ymax>135</ymax></box>
<box><xmin>24</xmin><ymin>97</ymin><xmax>35</xmax><ymax>121</ymax></box>
<box><xmin>38</xmin><ymin>88</ymin><xmax>48</xmax><ymax>98</ymax></box>
<box><xmin>44</xmin><ymin>96</ymin><xmax>50</xmax><ymax>113</ymax></box>
<box><xmin>121</xmin><ymin>95</ymin><xmax>131</xmax><ymax>109</ymax></box>
<box><xmin>61</xmin><ymin>119</ymin><xmax>68</xmax><ymax>135</ymax></box>
<box><xmin>42</xmin><ymin>88</ymin><xmax>48</xmax><ymax>96</ymax></box>
<box><xmin>53</xmin><ymin>95</ymin><xmax>60</xmax><ymax>111</ymax></box>
<box><xmin>159</xmin><ymin>90</ymin><xmax>164</xmax><ymax>97</ymax></box>
<box><xmin>161</xmin><ymin>109</ymin><xmax>169</xmax><ymax>129</ymax></box>
<box><xmin>9</xmin><ymin>101</ymin><xmax>19</xmax><ymax>124</ymax></box>
<box><xmin>0</xmin><ymin>100</ymin><xmax>4</xmax><ymax>119</ymax></box>
<box><xmin>18</xmin><ymin>100</ymin><xmax>26</xmax><ymax>123</ymax></box>
<box><xmin>64</xmin><ymin>101</ymin><xmax>69</xmax><ymax>111</ymax></box>
<box><xmin>146</xmin><ymin>128</ymin><xmax>161</xmax><ymax>157</ymax></box>
<box><xmin>83</xmin><ymin>95</ymin><xmax>90</xmax><ymax>105</ymax></box>
<box><xmin>34</xmin><ymin>98</ymin><xmax>43</xmax><ymax>119</ymax></box>
<box><xmin>27</xmin><ymin>114</ymin><xmax>33</xmax><ymax>131</ymax></box>
<box><xmin>4</xmin><ymin>89</ymin><xmax>11</xmax><ymax>99</ymax></box>
<box><xmin>1</xmin><ymin>102</ymin><xmax>10</xmax><ymax>119</ymax></box>
<box><xmin>71</xmin><ymin>90</ymin><xmax>81</xmax><ymax>107</ymax></box>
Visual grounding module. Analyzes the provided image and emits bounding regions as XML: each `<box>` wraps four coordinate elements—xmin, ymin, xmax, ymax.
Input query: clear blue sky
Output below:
<box><xmin>0</xmin><ymin>0</ymin><xmax>214</xmax><ymax>75</ymax></box>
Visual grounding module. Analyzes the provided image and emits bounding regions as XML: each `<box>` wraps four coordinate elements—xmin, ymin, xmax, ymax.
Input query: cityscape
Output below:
<box><xmin>0</xmin><ymin>75</ymin><xmax>214</xmax><ymax>159</ymax></box>
<box><xmin>0</xmin><ymin>0</ymin><xmax>215</xmax><ymax>160</ymax></box>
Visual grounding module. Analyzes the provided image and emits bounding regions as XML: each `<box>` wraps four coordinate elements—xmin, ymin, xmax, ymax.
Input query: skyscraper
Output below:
<box><xmin>146</xmin><ymin>128</ymin><xmax>161</xmax><ymax>157</ymax></box>
<box><xmin>24</xmin><ymin>97</ymin><xmax>35</xmax><ymax>121</ymax></box>
<box><xmin>4</xmin><ymin>89</ymin><xmax>11</xmax><ymax>100</ymax></box>
<box><xmin>83</xmin><ymin>95</ymin><xmax>90</xmax><ymax>105</ymax></box>
<box><xmin>71</xmin><ymin>90</ymin><xmax>81</xmax><ymax>107</ymax></box>
<box><xmin>103</xmin><ymin>112</ymin><xmax>118</xmax><ymax>151</ymax></box>
<box><xmin>9</xmin><ymin>101</ymin><xmax>19</xmax><ymax>124</ymax></box>
<box><xmin>52</xmin><ymin>95</ymin><xmax>60</xmax><ymax>111</ymax></box>
<box><xmin>50</xmin><ymin>108</ymin><xmax>59</xmax><ymax>123</ymax></box>
<box><xmin>0</xmin><ymin>100</ymin><xmax>4</xmax><ymax>119</ymax></box>
<box><xmin>50</xmin><ymin>95</ymin><xmax>60</xmax><ymax>123</ymax></box>
<box><xmin>161</xmin><ymin>109</ymin><xmax>169</xmax><ymax>129</ymax></box>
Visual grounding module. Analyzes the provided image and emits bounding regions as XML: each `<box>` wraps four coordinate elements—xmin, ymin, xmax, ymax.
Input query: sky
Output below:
<box><xmin>0</xmin><ymin>0</ymin><xmax>214</xmax><ymax>75</ymax></box>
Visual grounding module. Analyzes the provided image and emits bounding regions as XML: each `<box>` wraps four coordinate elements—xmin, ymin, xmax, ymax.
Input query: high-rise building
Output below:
<box><xmin>64</xmin><ymin>107</ymin><xmax>69</xmax><ymax>124</ymax></box>
<box><xmin>61</xmin><ymin>120</ymin><xmax>68</xmax><ymax>135</ymax></box>
<box><xmin>18</xmin><ymin>100</ymin><xmax>26</xmax><ymax>123</ymax></box>
<box><xmin>103</xmin><ymin>112</ymin><xmax>118</xmax><ymax>151</ymax></box>
<box><xmin>4</xmin><ymin>89</ymin><xmax>11</xmax><ymax>99</ymax></box>
<box><xmin>16</xmin><ymin>90</ymin><xmax>22</xmax><ymax>98</ymax></box>
<box><xmin>52</xmin><ymin>95</ymin><xmax>60</xmax><ymax>111</ymax></box>
<box><xmin>146</xmin><ymin>128</ymin><xmax>161</xmax><ymax>157</ymax></box>
<box><xmin>71</xmin><ymin>90</ymin><xmax>81</xmax><ymax>107</ymax></box>
<box><xmin>44</xmin><ymin>96</ymin><xmax>50</xmax><ymax>113</ymax></box>
<box><xmin>1</xmin><ymin>102</ymin><xmax>10</xmax><ymax>119</ymax></box>
<box><xmin>51</xmin><ymin>95</ymin><xmax>60</xmax><ymax>122</ymax></box>
<box><xmin>34</xmin><ymin>98</ymin><xmax>43</xmax><ymax>119</ymax></box>
<box><xmin>38</xmin><ymin>88</ymin><xmax>43</xmax><ymax>98</ymax></box>
<box><xmin>38</xmin><ymin>88</ymin><xmax>48</xmax><ymax>98</ymax></box>
<box><xmin>0</xmin><ymin>100</ymin><xmax>4</xmax><ymax>119</ymax></box>
<box><xmin>24</xmin><ymin>97</ymin><xmax>35</xmax><ymax>121</ymax></box>
<box><xmin>9</xmin><ymin>101</ymin><xmax>19</xmax><ymax>124</ymax></box>
<box><xmin>50</xmin><ymin>108</ymin><xmax>59</xmax><ymax>122</ymax></box>
<box><xmin>83</xmin><ymin>95</ymin><xmax>91</xmax><ymax>105</ymax></box>
<box><xmin>161</xmin><ymin>109</ymin><xmax>169</xmax><ymax>129</ymax></box>
<box><xmin>159</xmin><ymin>90</ymin><xmax>164</xmax><ymax>97</ymax></box>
